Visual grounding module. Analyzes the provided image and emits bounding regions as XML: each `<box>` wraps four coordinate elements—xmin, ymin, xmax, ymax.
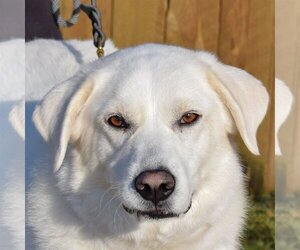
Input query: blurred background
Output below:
<box><xmin>0</xmin><ymin>1</ymin><xmax>25</xmax><ymax>249</ymax></box>
<box><xmin>0</xmin><ymin>0</ymin><xmax>24</xmax><ymax>40</ymax></box>
<box><xmin>59</xmin><ymin>1</ymin><xmax>275</xmax><ymax>248</ymax></box>
<box><xmin>276</xmin><ymin>0</ymin><xmax>300</xmax><ymax>249</ymax></box>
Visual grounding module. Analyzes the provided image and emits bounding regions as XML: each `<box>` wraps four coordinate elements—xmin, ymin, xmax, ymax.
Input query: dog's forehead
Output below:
<box><xmin>95</xmin><ymin>45</ymin><xmax>214</xmax><ymax>100</ymax></box>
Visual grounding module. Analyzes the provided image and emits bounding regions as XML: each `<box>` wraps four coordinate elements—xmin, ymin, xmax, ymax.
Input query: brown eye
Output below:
<box><xmin>107</xmin><ymin>115</ymin><xmax>129</xmax><ymax>129</ymax></box>
<box><xmin>179</xmin><ymin>112</ymin><xmax>200</xmax><ymax>125</ymax></box>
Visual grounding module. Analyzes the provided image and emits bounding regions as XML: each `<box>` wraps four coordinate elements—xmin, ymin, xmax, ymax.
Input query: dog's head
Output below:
<box><xmin>33</xmin><ymin>44</ymin><xmax>268</xmax><ymax>229</ymax></box>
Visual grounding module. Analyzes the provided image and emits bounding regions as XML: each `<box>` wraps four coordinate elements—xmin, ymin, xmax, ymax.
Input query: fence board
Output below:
<box><xmin>218</xmin><ymin>0</ymin><xmax>275</xmax><ymax>193</ymax></box>
<box><xmin>60</xmin><ymin>0</ymin><xmax>113</xmax><ymax>40</ymax></box>
<box><xmin>166</xmin><ymin>0</ymin><xmax>221</xmax><ymax>53</ymax></box>
<box><xmin>112</xmin><ymin>0</ymin><xmax>167</xmax><ymax>48</ymax></box>
<box><xmin>276</xmin><ymin>0</ymin><xmax>300</xmax><ymax>193</ymax></box>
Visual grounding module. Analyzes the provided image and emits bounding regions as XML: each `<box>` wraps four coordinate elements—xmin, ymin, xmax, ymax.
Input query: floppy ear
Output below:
<box><xmin>199</xmin><ymin>53</ymin><xmax>269</xmax><ymax>155</ymax></box>
<box><xmin>33</xmin><ymin>76</ymin><xmax>94</xmax><ymax>172</ymax></box>
<box><xmin>275</xmin><ymin>78</ymin><xmax>293</xmax><ymax>155</ymax></box>
<box><xmin>9</xmin><ymin>99</ymin><xmax>25</xmax><ymax>140</ymax></box>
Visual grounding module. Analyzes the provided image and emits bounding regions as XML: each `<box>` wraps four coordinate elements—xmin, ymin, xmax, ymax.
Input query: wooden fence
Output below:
<box><xmin>60</xmin><ymin>0</ymin><xmax>275</xmax><ymax>193</ymax></box>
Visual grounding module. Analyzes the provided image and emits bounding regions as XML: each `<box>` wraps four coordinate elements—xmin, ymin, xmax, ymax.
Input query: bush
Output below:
<box><xmin>276</xmin><ymin>193</ymin><xmax>300</xmax><ymax>250</ymax></box>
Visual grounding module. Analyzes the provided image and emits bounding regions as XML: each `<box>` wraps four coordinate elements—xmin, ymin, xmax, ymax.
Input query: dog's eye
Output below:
<box><xmin>179</xmin><ymin>112</ymin><xmax>200</xmax><ymax>125</ymax></box>
<box><xmin>107</xmin><ymin>115</ymin><xmax>129</xmax><ymax>129</ymax></box>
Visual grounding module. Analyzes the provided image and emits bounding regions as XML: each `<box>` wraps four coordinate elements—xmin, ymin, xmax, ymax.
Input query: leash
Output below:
<box><xmin>51</xmin><ymin>0</ymin><xmax>106</xmax><ymax>58</ymax></box>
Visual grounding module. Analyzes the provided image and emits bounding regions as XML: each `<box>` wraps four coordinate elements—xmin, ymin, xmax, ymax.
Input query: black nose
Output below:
<box><xmin>134</xmin><ymin>170</ymin><xmax>175</xmax><ymax>205</ymax></box>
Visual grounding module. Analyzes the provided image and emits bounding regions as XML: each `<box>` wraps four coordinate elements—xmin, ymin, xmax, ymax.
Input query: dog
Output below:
<box><xmin>27</xmin><ymin>42</ymin><xmax>269</xmax><ymax>250</ymax></box>
<box><xmin>25</xmin><ymin>38</ymin><xmax>117</xmax><ymax>250</ymax></box>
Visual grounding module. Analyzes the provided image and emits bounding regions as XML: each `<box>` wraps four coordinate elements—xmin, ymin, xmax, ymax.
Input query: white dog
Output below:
<box><xmin>27</xmin><ymin>42</ymin><xmax>269</xmax><ymax>250</ymax></box>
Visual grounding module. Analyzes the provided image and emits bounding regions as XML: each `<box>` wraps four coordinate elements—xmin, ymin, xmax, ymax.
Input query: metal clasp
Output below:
<box><xmin>97</xmin><ymin>46</ymin><xmax>104</xmax><ymax>58</ymax></box>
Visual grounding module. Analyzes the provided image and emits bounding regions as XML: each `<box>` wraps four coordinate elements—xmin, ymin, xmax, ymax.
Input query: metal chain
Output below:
<box><xmin>51</xmin><ymin>0</ymin><xmax>106</xmax><ymax>57</ymax></box>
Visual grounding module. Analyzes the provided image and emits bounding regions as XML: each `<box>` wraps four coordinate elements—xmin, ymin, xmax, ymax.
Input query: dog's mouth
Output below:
<box><xmin>122</xmin><ymin>202</ymin><xmax>192</xmax><ymax>220</ymax></box>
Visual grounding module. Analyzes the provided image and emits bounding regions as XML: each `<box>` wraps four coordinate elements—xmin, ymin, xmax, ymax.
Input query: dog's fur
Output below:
<box><xmin>27</xmin><ymin>42</ymin><xmax>269</xmax><ymax>250</ymax></box>
<box><xmin>275</xmin><ymin>78</ymin><xmax>293</xmax><ymax>155</ymax></box>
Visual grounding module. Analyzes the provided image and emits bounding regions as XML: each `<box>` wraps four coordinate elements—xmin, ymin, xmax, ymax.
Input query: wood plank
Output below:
<box><xmin>112</xmin><ymin>0</ymin><xmax>167</xmax><ymax>48</ymax></box>
<box><xmin>60</xmin><ymin>0</ymin><xmax>113</xmax><ymax>40</ymax></box>
<box><xmin>247</xmin><ymin>0</ymin><xmax>275</xmax><ymax>193</ymax></box>
<box><xmin>218</xmin><ymin>0</ymin><xmax>275</xmax><ymax>193</ymax></box>
<box><xmin>218</xmin><ymin>0</ymin><xmax>250</xmax><ymax>66</ymax></box>
<box><xmin>166</xmin><ymin>0</ymin><xmax>221</xmax><ymax>53</ymax></box>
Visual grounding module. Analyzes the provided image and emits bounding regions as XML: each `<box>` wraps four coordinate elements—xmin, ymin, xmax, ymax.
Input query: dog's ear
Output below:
<box><xmin>275</xmin><ymin>78</ymin><xmax>293</xmax><ymax>155</ymax></box>
<box><xmin>199</xmin><ymin>53</ymin><xmax>269</xmax><ymax>155</ymax></box>
<box><xmin>9</xmin><ymin>99</ymin><xmax>25</xmax><ymax>140</ymax></box>
<box><xmin>33</xmin><ymin>76</ymin><xmax>94</xmax><ymax>172</ymax></box>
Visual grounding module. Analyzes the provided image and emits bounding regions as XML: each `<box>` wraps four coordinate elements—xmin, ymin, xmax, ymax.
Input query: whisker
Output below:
<box><xmin>96</xmin><ymin>185</ymin><xmax>121</xmax><ymax>218</ymax></box>
<box><xmin>113</xmin><ymin>203</ymin><xmax>123</xmax><ymax>233</ymax></box>
<box><xmin>101</xmin><ymin>193</ymin><xmax>122</xmax><ymax>216</ymax></box>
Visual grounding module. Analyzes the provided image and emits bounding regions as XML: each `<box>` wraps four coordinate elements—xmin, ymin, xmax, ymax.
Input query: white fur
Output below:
<box><xmin>9</xmin><ymin>99</ymin><xmax>25</xmax><ymax>140</ymax></box>
<box><xmin>0</xmin><ymin>38</ymin><xmax>116</xmax><ymax>250</ymax></box>
<box><xmin>28</xmin><ymin>42</ymin><xmax>269</xmax><ymax>250</ymax></box>
<box><xmin>26</xmin><ymin>39</ymin><xmax>117</xmax><ymax>101</ymax></box>
<box><xmin>0</xmin><ymin>40</ymin><xmax>25</xmax><ymax>101</ymax></box>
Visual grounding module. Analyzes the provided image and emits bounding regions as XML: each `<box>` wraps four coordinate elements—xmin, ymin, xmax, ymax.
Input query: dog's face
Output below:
<box><xmin>85</xmin><ymin>56</ymin><xmax>222</xmax><ymax>219</ymax></box>
<box><xmin>33</xmin><ymin>44</ymin><xmax>269</xmax><ymax>230</ymax></box>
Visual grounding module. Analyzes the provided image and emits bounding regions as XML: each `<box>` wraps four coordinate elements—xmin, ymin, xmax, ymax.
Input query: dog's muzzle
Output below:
<box><xmin>134</xmin><ymin>169</ymin><xmax>175</xmax><ymax>205</ymax></box>
<box><xmin>122</xmin><ymin>200</ymin><xmax>192</xmax><ymax>220</ymax></box>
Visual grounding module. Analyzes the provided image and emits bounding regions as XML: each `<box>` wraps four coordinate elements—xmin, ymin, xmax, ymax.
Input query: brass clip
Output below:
<box><xmin>97</xmin><ymin>47</ymin><xmax>104</xmax><ymax>58</ymax></box>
